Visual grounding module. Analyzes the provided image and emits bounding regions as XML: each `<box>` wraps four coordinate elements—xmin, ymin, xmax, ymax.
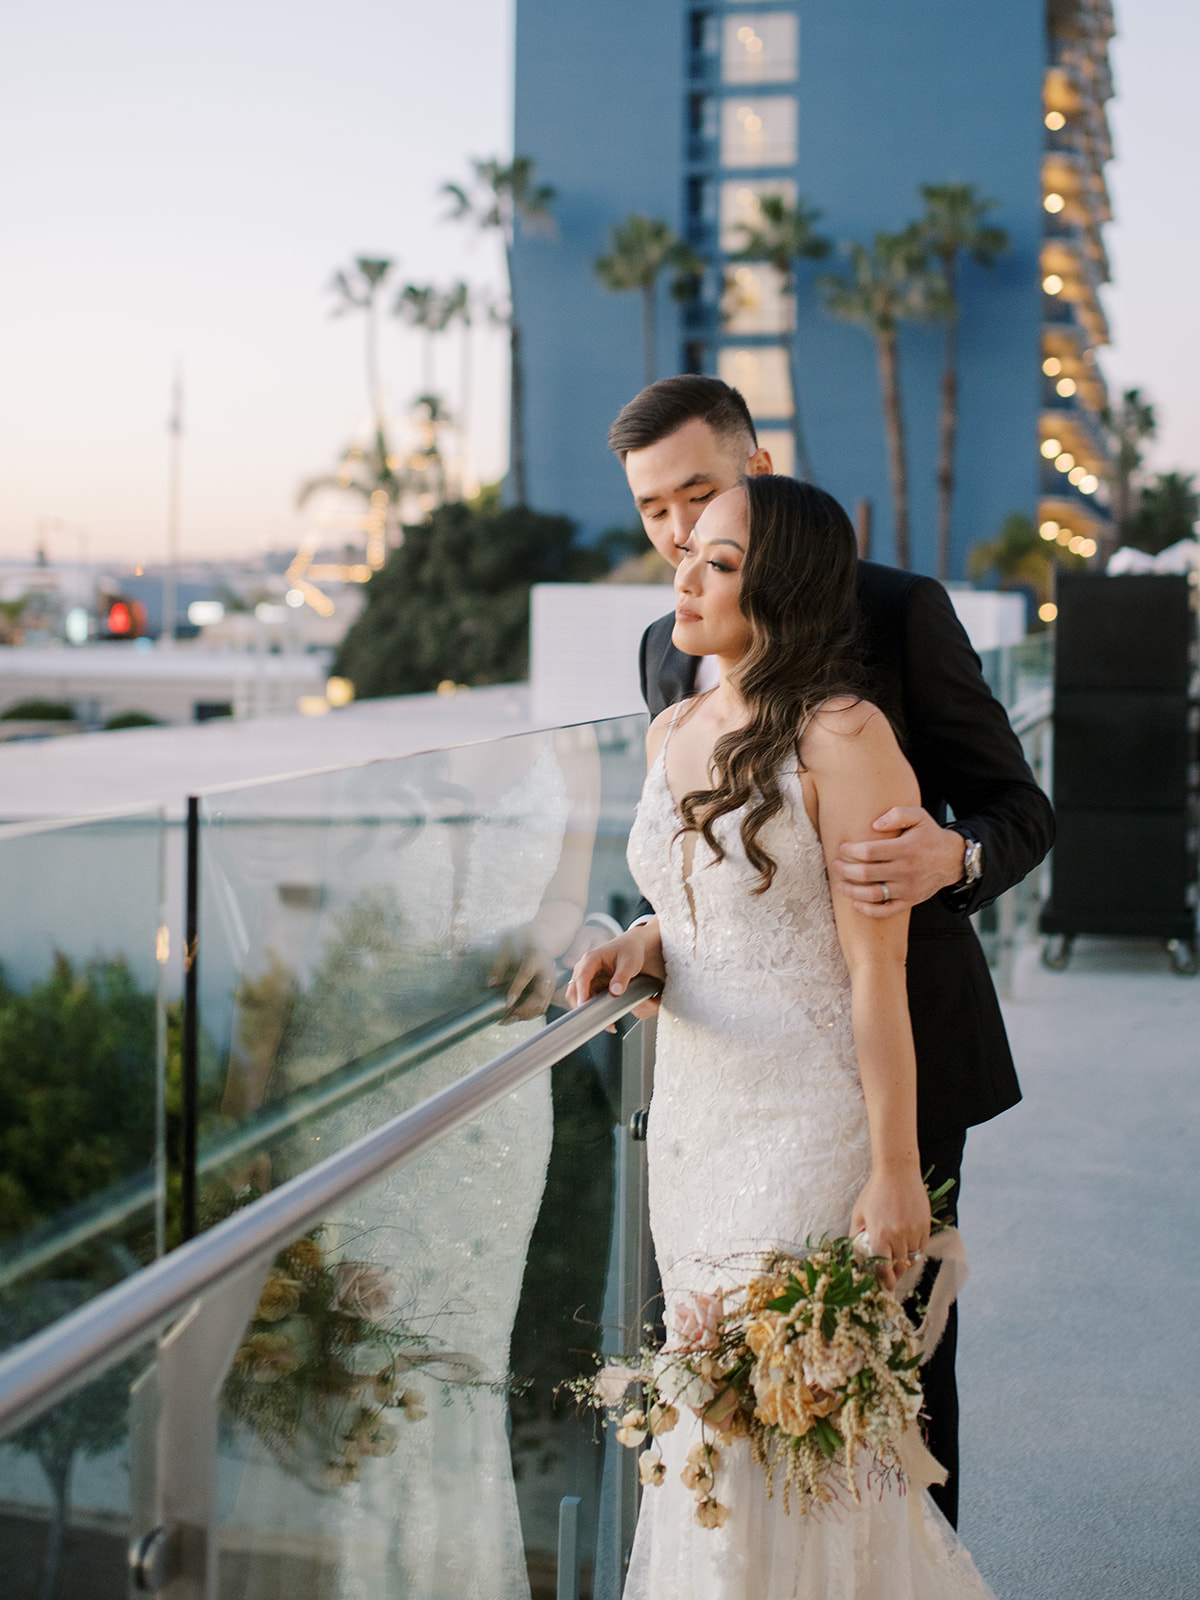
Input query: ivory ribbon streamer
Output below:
<box><xmin>852</xmin><ymin>1226</ymin><xmax>970</xmax><ymax>1539</ymax></box>
<box><xmin>852</xmin><ymin>1226</ymin><xmax>969</xmax><ymax>1364</ymax></box>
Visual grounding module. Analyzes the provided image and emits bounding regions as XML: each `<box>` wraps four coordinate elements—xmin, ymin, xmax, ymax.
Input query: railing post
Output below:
<box><xmin>128</xmin><ymin>1259</ymin><xmax>270</xmax><ymax>1597</ymax></box>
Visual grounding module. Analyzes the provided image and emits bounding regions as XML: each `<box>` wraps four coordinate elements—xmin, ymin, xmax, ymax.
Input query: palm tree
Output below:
<box><xmin>967</xmin><ymin>512</ymin><xmax>1062</xmax><ymax>606</ymax></box>
<box><xmin>594</xmin><ymin>215</ymin><xmax>703</xmax><ymax>388</ymax></box>
<box><xmin>297</xmin><ymin>425</ymin><xmax>405</xmax><ymax>565</ymax></box>
<box><xmin>328</xmin><ymin>256</ymin><xmax>396</xmax><ymax>428</ymax></box>
<box><xmin>1105</xmin><ymin>387</ymin><xmax>1157</xmax><ymax>543</ymax></box>
<box><xmin>820</xmin><ymin>231</ymin><xmax>948</xmax><ymax>569</ymax></box>
<box><xmin>1125</xmin><ymin>470</ymin><xmax>1199</xmax><ymax>556</ymax></box>
<box><xmin>396</xmin><ymin>283</ymin><xmax>441</xmax><ymax>395</ymax></box>
<box><xmin>916</xmin><ymin>185</ymin><xmax>1010</xmax><ymax>580</ymax></box>
<box><xmin>730</xmin><ymin>195</ymin><xmax>831</xmax><ymax>482</ymax></box>
<box><xmin>442</xmin><ymin>157</ymin><xmax>556</xmax><ymax>506</ymax></box>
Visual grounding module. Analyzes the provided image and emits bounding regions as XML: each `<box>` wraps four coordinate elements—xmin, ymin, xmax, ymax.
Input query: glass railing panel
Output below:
<box><xmin>193</xmin><ymin>717</ymin><xmax>647</xmax><ymax>1219</ymax></box>
<box><xmin>213</xmin><ymin>1017</ymin><xmax>654</xmax><ymax>1600</ymax></box>
<box><xmin>0</xmin><ymin>1342</ymin><xmax>155</xmax><ymax>1600</ymax></box>
<box><xmin>978</xmin><ymin>634</ymin><xmax>1053</xmax><ymax>715</ymax></box>
<box><xmin>0</xmin><ymin>811</ymin><xmax>168</xmax><ymax>1329</ymax></box>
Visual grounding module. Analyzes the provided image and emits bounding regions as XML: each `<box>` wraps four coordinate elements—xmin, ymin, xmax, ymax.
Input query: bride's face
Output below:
<box><xmin>672</xmin><ymin>488</ymin><xmax>752</xmax><ymax>661</ymax></box>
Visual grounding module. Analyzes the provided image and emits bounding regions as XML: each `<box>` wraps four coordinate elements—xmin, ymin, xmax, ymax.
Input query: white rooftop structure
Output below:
<box><xmin>0</xmin><ymin>684</ymin><xmax>556</xmax><ymax>824</ymax></box>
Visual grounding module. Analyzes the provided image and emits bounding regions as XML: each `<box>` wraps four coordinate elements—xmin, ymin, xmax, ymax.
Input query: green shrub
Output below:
<box><xmin>103</xmin><ymin>710</ymin><xmax>164</xmax><ymax>731</ymax></box>
<box><xmin>0</xmin><ymin>699</ymin><xmax>75</xmax><ymax>722</ymax></box>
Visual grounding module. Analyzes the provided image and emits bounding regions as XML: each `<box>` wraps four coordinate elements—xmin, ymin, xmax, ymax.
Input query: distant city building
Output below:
<box><xmin>513</xmin><ymin>0</ymin><xmax>1114</xmax><ymax>575</ymax></box>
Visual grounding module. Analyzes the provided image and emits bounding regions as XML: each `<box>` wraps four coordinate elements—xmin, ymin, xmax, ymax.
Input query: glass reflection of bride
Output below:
<box><xmin>214</xmin><ymin>726</ymin><xmax>603</xmax><ymax>1600</ymax></box>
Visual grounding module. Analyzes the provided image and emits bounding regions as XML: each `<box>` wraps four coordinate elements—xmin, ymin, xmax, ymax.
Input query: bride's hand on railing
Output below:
<box><xmin>566</xmin><ymin>920</ymin><xmax>665</xmax><ymax>1025</ymax></box>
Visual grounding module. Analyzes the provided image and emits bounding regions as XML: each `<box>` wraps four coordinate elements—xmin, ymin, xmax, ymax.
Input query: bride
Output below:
<box><xmin>567</xmin><ymin>476</ymin><xmax>995</xmax><ymax>1598</ymax></box>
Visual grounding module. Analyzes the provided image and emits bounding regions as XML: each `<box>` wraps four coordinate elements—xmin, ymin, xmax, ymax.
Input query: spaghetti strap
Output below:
<box><xmin>661</xmin><ymin>698</ymin><xmax>687</xmax><ymax>751</ymax></box>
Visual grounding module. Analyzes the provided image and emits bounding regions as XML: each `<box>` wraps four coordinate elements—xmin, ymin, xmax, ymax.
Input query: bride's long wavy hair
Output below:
<box><xmin>677</xmin><ymin>475</ymin><xmax>865</xmax><ymax>893</ymax></box>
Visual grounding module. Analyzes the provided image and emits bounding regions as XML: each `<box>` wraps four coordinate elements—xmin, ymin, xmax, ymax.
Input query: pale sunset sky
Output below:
<box><xmin>0</xmin><ymin>1</ymin><xmax>1196</xmax><ymax>565</ymax></box>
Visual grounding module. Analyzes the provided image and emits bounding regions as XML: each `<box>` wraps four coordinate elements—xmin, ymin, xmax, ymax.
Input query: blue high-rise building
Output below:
<box><xmin>512</xmin><ymin>0</ymin><xmax>1113</xmax><ymax>576</ymax></box>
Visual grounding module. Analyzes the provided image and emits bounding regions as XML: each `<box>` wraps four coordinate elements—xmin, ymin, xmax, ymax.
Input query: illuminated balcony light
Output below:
<box><xmin>1056</xmin><ymin>377</ymin><xmax>1077</xmax><ymax>397</ymax></box>
<box><xmin>1056</xmin><ymin>452</ymin><xmax>1075</xmax><ymax>472</ymax></box>
<box><xmin>1043</xmin><ymin>356</ymin><xmax>1062</xmax><ymax>376</ymax></box>
<box><xmin>1039</xmin><ymin>602</ymin><xmax>1058</xmax><ymax>622</ymax></box>
<box><xmin>1068</xmin><ymin>466</ymin><xmax>1086</xmax><ymax>485</ymax></box>
<box><xmin>1040</xmin><ymin>521</ymin><xmax>1060</xmax><ymax>541</ymax></box>
<box><xmin>1044</xmin><ymin>192</ymin><xmax>1065</xmax><ymax>214</ymax></box>
<box><xmin>1068</xmin><ymin>535</ymin><xmax>1086</xmax><ymax>553</ymax></box>
<box><xmin>1079</xmin><ymin>474</ymin><xmax>1099</xmax><ymax>495</ymax></box>
<box><xmin>1045</xmin><ymin>111</ymin><xmax>1066</xmax><ymax>131</ymax></box>
<box><xmin>1056</xmin><ymin>529</ymin><xmax>1072</xmax><ymax>546</ymax></box>
<box><xmin>1041</xmin><ymin>438</ymin><xmax>1062</xmax><ymax>459</ymax></box>
<box><xmin>1043</xmin><ymin>274</ymin><xmax>1064</xmax><ymax>295</ymax></box>
<box><xmin>1080</xmin><ymin>538</ymin><xmax>1097</xmax><ymax>557</ymax></box>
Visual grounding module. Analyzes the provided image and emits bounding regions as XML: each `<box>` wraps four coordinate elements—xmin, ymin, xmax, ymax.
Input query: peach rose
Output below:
<box><xmin>254</xmin><ymin>1270</ymin><xmax>301</xmax><ymax>1324</ymax></box>
<box><xmin>668</xmin><ymin>1291</ymin><xmax>724</xmax><ymax>1353</ymax></box>
<box><xmin>594</xmin><ymin>1364</ymin><xmax>635</xmax><ymax>1403</ymax></box>
<box><xmin>236</xmin><ymin>1330</ymin><xmax>303</xmax><ymax>1384</ymax></box>
<box><xmin>330</xmin><ymin>1261</ymin><xmax>392</xmax><ymax>1321</ymax></box>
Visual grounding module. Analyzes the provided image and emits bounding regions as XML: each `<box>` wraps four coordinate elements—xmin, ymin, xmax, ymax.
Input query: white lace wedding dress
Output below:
<box><xmin>623</xmin><ymin>714</ymin><xmax>996</xmax><ymax>1600</ymax></box>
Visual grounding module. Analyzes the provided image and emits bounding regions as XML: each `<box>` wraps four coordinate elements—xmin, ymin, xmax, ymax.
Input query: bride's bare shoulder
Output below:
<box><xmin>799</xmin><ymin>697</ymin><xmax>902</xmax><ymax>768</ymax></box>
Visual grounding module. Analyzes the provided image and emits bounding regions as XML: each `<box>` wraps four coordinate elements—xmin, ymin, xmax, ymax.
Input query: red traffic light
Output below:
<box><xmin>108</xmin><ymin>601</ymin><xmax>132</xmax><ymax>635</ymax></box>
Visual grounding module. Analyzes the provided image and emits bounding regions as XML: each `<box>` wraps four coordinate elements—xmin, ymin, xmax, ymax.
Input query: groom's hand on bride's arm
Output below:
<box><xmin>831</xmin><ymin>806</ymin><xmax>966</xmax><ymax>917</ymax></box>
<box><xmin>566</xmin><ymin>921</ymin><xmax>665</xmax><ymax>1022</ymax></box>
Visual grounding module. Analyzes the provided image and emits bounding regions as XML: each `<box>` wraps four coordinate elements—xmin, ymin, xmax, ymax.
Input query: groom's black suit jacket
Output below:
<box><xmin>638</xmin><ymin>559</ymin><xmax>1055</xmax><ymax>1143</ymax></box>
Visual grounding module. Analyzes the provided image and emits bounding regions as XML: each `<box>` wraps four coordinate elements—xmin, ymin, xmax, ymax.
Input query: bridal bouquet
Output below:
<box><xmin>578</xmin><ymin>1231</ymin><xmax>953</xmax><ymax>1528</ymax></box>
<box><xmin>224</xmin><ymin>1227</ymin><xmax>482</xmax><ymax>1490</ymax></box>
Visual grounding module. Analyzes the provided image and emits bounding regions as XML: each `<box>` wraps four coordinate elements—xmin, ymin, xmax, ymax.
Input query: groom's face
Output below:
<box><xmin>623</xmin><ymin>418</ymin><xmax>771</xmax><ymax>566</ymax></box>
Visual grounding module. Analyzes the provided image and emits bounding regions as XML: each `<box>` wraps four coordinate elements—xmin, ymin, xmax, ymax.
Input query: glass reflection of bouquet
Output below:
<box><xmin>225</xmin><ymin>1229</ymin><xmax>479</xmax><ymax>1490</ymax></box>
<box><xmin>576</xmin><ymin>1234</ymin><xmax>934</xmax><ymax>1529</ymax></box>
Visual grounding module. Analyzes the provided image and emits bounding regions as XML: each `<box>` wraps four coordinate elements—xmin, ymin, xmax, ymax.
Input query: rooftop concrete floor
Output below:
<box><xmin>957</xmin><ymin>934</ymin><xmax>1199</xmax><ymax>1600</ymax></box>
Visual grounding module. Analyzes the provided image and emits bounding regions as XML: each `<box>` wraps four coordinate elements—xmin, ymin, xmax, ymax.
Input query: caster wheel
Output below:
<box><xmin>1041</xmin><ymin>935</ymin><xmax>1073</xmax><ymax>971</ymax></box>
<box><xmin>1166</xmin><ymin>939</ymin><xmax>1198</xmax><ymax>977</ymax></box>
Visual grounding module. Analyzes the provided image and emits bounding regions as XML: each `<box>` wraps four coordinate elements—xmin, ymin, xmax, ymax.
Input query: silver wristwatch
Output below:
<box><xmin>957</xmin><ymin>834</ymin><xmax>983</xmax><ymax>889</ymax></box>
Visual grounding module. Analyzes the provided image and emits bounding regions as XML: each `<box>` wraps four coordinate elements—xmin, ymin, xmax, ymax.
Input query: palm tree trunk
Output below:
<box><xmin>876</xmin><ymin>330</ymin><xmax>911</xmax><ymax>569</ymax></box>
<box><xmin>782</xmin><ymin>281</ymin><xmax>814</xmax><ymax>481</ymax></box>
<box><xmin>936</xmin><ymin>254</ymin><xmax>959</xmax><ymax>581</ymax></box>
<box><xmin>458</xmin><ymin>313</ymin><xmax>473</xmax><ymax>498</ymax></box>
<box><xmin>504</xmin><ymin>243</ymin><xmax>527</xmax><ymax>505</ymax></box>
<box><xmin>366</xmin><ymin>294</ymin><xmax>383</xmax><ymax>430</ymax></box>
<box><xmin>642</xmin><ymin>284</ymin><xmax>657</xmax><ymax>388</ymax></box>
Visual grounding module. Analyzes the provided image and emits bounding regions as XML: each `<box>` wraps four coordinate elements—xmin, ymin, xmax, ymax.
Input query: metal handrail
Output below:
<box><xmin>0</xmin><ymin>976</ymin><xmax>660</xmax><ymax>1441</ymax></box>
<box><xmin>0</xmin><ymin>992</ymin><xmax>510</xmax><ymax>1290</ymax></box>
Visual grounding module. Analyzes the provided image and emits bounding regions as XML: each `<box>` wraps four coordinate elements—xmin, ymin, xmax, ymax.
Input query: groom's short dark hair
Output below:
<box><xmin>608</xmin><ymin>376</ymin><xmax>758</xmax><ymax>462</ymax></box>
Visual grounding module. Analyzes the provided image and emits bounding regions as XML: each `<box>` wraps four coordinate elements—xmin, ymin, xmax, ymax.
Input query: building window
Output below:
<box><xmin>690</xmin><ymin>10</ymin><xmax>719</xmax><ymax>55</ymax></box>
<box><xmin>689</xmin><ymin>92</ymin><xmax>719</xmax><ymax>139</ymax></box>
<box><xmin>720</xmin><ymin>96</ymin><xmax>797</xmax><ymax>168</ymax></box>
<box><xmin>718</xmin><ymin>346</ymin><xmax>793</xmax><ymax>417</ymax></box>
<box><xmin>687</xmin><ymin>176</ymin><xmax>718</xmax><ymax>223</ymax></box>
<box><xmin>683</xmin><ymin>340</ymin><xmax>708</xmax><ymax>374</ymax></box>
<box><xmin>723</xmin><ymin>264</ymin><xmax>792</xmax><ymax>334</ymax></box>
<box><xmin>720</xmin><ymin>179</ymin><xmax>798</xmax><ymax>249</ymax></box>
<box><xmin>756</xmin><ymin>429</ymin><xmax>795</xmax><ymax>478</ymax></box>
<box><xmin>722</xmin><ymin>13</ymin><xmax>798</xmax><ymax>85</ymax></box>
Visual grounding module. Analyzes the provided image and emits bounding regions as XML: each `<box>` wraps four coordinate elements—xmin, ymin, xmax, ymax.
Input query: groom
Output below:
<box><xmin>609</xmin><ymin>375</ymin><xmax>1054</xmax><ymax>1527</ymax></box>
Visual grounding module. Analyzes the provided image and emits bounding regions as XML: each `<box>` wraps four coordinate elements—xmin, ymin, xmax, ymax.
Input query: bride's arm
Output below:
<box><xmin>565</xmin><ymin>712</ymin><xmax>674</xmax><ymax>1014</ymax></box>
<box><xmin>802</xmin><ymin>699</ymin><xmax>930</xmax><ymax>1286</ymax></box>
